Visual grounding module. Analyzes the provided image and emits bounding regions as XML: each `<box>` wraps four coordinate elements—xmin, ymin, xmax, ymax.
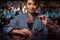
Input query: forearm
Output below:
<box><xmin>46</xmin><ymin>23</ymin><xmax>57</xmax><ymax>31</ymax></box>
<box><xmin>11</xmin><ymin>29</ymin><xmax>21</xmax><ymax>34</ymax></box>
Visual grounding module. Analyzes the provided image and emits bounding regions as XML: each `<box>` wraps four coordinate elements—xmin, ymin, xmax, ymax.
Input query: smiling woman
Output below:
<box><xmin>25</xmin><ymin>0</ymin><xmax>40</xmax><ymax>15</ymax></box>
<box><xmin>3</xmin><ymin>0</ymin><xmax>60</xmax><ymax>40</ymax></box>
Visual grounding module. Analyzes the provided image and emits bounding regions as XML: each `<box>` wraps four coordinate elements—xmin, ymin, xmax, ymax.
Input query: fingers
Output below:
<box><xmin>22</xmin><ymin>28</ymin><xmax>32</xmax><ymax>37</ymax></box>
<box><xmin>45</xmin><ymin>16</ymin><xmax>48</xmax><ymax>21</ymax></box>
<box><xmin>39</xmin><ymin>15</ymin><xmax>48</xmax><ymax>20</ymax></box>
<box><xmin>39</xmin><ymin>15</ymin><xmax>45</xmax><ymax>19</ymax></box>
<box><xmin>39</xmin><ymin>15</ymin><xmax>48</xmax><ymax>18</ymax></box>
<box><xmin>20</xmin><ymin>30</ymin><xmax>25</xmax><ymax>34</ymax></box>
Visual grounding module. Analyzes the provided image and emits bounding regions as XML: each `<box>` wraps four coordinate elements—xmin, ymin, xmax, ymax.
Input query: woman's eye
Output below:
<box><xmin>28</xmin><ymin>3</ymin><xmax>31</xmax><ymax>5</ymax></box>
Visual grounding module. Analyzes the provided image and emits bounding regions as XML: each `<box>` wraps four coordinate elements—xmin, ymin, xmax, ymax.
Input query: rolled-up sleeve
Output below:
<box><xmin>48</xmin><ymin>18</ymin><xmax>60</xmax><ymax>32</ymax></box>
<box><xmin>3</xmin><ymin>25</ymin><xmax>14</xmax><ymax>33</ymax></box>
<box><xmin>3</xmin><ymin>15</ymin><xmax>19</xmax><ymax>33</ymax></box>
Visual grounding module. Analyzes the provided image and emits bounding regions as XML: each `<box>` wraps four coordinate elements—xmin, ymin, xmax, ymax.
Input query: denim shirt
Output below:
<box><xmin>3</xmin><ymin>13</ymin><xmax>60</xmax><ymax>40</ymax></box>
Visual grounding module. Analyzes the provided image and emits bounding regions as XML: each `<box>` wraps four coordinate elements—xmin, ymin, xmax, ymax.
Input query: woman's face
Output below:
<box><xmin>26</xmin><ymin>0</ymin><xmax>38</xmax><ymax>13</ymax></box>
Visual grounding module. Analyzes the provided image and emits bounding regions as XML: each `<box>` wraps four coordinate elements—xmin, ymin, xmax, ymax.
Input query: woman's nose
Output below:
<box><xmin>30</xmin><ymin>5</ymin><xmax>34</xmax><ymax>8</ymax></box>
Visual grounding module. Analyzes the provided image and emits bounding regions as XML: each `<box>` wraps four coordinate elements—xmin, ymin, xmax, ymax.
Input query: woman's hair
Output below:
<box><xmin>24</xmin><ymin>0</ymin><xmax>40</xmax><ymax>5</ymax></box>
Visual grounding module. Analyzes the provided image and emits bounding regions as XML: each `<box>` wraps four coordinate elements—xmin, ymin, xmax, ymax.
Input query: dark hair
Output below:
<box><xmin>24</xmin><ymin>0</ymin><xmax>40</xmax><ymax>5</ymax></box>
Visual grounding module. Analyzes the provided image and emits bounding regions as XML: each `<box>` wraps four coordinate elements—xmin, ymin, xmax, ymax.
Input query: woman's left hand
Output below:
<box><xmin>39</xmin><ymin>15</ymin><xmax>48</xmax><ymax>25</ymax></box>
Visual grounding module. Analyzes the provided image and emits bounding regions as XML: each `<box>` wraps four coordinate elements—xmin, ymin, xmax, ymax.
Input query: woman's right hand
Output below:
<box><xmin>20</xmin><ymin>28</ymin><xmax>32</xmax><ymax>37</ymax></box>
<box><xmin>12</xmin><ymin>28</ymin><xmax>32</xmax><ymax>37</ymax></box>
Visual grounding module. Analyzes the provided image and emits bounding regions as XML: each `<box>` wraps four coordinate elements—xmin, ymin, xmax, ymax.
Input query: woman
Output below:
<box><xmin>3</xmin><ymin>0</ymin><xmax>60</xmax><ymax>40</ymax></box>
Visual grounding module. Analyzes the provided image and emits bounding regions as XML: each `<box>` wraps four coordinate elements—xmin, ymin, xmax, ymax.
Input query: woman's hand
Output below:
<box><xmin>12</xmin><ymin>28</ymin><xmax>32</xmax><ymax>37</ymax></box>
<box><xmin>20</xmin><ymin>28</ymin><xmax>32</xmax><ymax>37</ymax></box>
<box><xmin>39</xmin><ymin>15</ymin><xmax>48</xmax><ymax>25</ymax></box>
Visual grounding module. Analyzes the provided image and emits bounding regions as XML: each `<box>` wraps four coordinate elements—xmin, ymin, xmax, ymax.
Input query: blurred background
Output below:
<box><xmin>0</xmin><ymin>0</ymin><xmax>60</xmax><ymax>40</ymax></box>
<box><xmin>0</xmin><ymin>0</ymin><xmax>60</xmax><ymax>33</ymax></box>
